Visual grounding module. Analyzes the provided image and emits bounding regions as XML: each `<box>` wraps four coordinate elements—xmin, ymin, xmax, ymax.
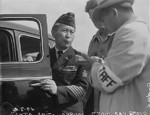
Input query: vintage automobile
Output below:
<box><xmin>0</xmin><ymin>14</ymin><xmax>55</xmax><ymax>115</ymax></box>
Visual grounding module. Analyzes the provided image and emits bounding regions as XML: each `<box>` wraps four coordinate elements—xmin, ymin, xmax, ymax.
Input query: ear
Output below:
<box><xmin>52</xmin><ymin>31</ymin><xmax>57</xmax><ymax>38</ymax></box>
<box><xmin>112</xmin><ymin>8</ymin><xmax>118</xmax><ymax>18</ymax></box>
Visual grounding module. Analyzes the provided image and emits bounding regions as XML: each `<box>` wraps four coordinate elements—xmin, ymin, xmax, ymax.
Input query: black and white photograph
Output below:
<box><xmin>0</xmin><ymin>0</ymin><xmax>150</xmax><ymax>115</ymax></box>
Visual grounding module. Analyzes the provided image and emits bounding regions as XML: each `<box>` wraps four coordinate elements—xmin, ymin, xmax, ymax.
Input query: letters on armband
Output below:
<box><xmin>97</xmin><ymin>65</ymin><xmax>123</xmax><ymax>93</ymax></box>
<box><xmin>99</xmin><ymin>68</ymin><xmax>117</xmax><ymax>87</ymax></box>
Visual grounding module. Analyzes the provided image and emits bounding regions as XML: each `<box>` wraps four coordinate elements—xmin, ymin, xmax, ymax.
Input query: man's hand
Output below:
<box><xmin>75</xmin><ymin>53</ymin><xmax>96</xmax><ymax>71</ymax></box>
<box><xmin>40</xmin><ymin>79</ymin><xmax>57</xmax><ymax>95</ymax></box>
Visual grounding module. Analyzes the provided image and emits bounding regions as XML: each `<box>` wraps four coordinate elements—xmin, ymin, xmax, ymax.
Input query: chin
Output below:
<box><xmin>66</xmin><ymin>44</ymin><xmax>71</xmax><ymax>47</ymax></box>
<box><xmin>61</xmin><ymin>46</ymin><xmax>70</xmax><ymax>50</ymax></box>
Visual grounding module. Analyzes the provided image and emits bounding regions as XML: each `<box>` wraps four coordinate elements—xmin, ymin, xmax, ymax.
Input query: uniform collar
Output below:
<box><xmin>55</xmin><ymin>46</ymin><xmax>69</xmax><ymax>53</ymax></box>
<box><xmin>94</xmin><ymin>32</ymin><xmax>115</xmax><ymax>43</ymax></box>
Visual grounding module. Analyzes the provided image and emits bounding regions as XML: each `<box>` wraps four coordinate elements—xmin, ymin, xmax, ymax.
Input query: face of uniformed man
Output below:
<box><xmin>53</xmin><ymin>24</ymin><xmax>75</xmax><ymax>50</ymax></box>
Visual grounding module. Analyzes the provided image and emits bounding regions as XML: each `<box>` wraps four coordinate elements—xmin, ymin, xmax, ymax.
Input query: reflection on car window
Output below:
<box><xmin>20</xmin><ymin>35</ymin><xmax>41</xmax><ymax>62</ymax></box>
<box><xmin>0</xmin><ymin>30</ymin><xmax>13</xmax><ymax>62</ymax></box>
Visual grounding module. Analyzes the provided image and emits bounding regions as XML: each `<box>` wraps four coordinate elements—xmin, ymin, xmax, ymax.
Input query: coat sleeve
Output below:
<box><xmin>90</xmin><ymin>24</ymin><xmax>149</xmax><ymax>93</ymax></box>
<box><xmin>56</xmin><ymin>65</ymin><xmax>89</xmax><ymax>104</ymax></box>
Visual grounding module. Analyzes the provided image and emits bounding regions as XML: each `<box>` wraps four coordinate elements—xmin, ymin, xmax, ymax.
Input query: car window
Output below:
<box><xmin>0</xmin><ymin>18</ymin><xmax>55</xmax><ymax>63</ymax></box>
<box><xmin>0</xmin><ymin>30</ymin><xmax>14</xmax><ymax>62</ymax></box>
<box><xmin>20</xmin><ymin>35</ymin><xmax>40</xmax><ymax>62</ymax></box>
<box><xmin>0</xmin><ymin>20</ymin><xmax>43</xmax><ymax>63</ymax></box>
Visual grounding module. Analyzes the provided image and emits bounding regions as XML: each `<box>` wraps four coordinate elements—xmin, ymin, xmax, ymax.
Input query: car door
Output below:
<box><xmin>0</xmin><ymin>14</ymin><xmax>53</xmax><ymax>114</ymax></box>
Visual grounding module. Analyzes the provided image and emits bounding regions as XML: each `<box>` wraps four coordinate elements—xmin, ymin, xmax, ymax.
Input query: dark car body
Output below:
<box><xmin>0</xmin><ymin>14</ymin><xmax>55</xmax><ymax>114</ymax></box>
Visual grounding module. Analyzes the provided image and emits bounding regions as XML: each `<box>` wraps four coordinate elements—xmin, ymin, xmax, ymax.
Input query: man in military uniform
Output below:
<box><xmin>84</xmin><ymin>29</ymin><xmax>114</xmax><ymax>114</ymax></box>
<box><xmin>84</xmin><ymin>2</ymin><xmax>115</xmax><ymax>114</ymax></box>
<box><xmin>40</xmin><ymin>12</ymin><xmax>89</xmax><ymax>115</ymax></box>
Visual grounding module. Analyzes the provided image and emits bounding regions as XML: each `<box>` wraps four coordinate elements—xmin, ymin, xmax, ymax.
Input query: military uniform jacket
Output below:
<box><xmin>49</xmin><ymin>46</ymin><xmax>88</xmax><ymax>114</ymax></box>
<box><xmin>85</xmin><ymin>30</ymin><xmax>114</xmax><ymax>113</ymax></box>
<box><xmin>88</xmin><ymin>32</ymin><xmax>114</xmax><ymax>58</ymax></box>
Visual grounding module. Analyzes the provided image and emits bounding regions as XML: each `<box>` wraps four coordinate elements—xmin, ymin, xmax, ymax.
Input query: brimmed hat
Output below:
<box><xmin>53</xmin><ymin>12</ymin><xmax>75</xmax><ymax>28</ymax></box>
<box><xmin>85</xmin><ymin>0</ymin><xmax>134</xmax><ymax>21</ymax></box>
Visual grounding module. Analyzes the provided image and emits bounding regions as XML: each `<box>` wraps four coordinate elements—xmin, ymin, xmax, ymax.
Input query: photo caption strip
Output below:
<box><xmin>147</xmin><ymin>83</ymin><xmax>150</xmax><ymax>108</ymax></box>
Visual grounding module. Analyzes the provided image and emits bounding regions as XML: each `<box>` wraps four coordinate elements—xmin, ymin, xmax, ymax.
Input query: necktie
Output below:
<box><xmin>57</xmin><ymin>50</ymin><xmax>63</xmax><ymax>58</ymax></box>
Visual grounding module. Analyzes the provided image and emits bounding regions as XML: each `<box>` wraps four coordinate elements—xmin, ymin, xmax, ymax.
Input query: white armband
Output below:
<box><xmin>91</xmin><ymin>62</ymin><xmax>123</xmax><ymax>93</ymax></box>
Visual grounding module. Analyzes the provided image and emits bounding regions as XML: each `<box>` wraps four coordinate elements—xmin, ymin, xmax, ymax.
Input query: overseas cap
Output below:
<box><xmin>85</xmin><ymin>0</ymin><xmax>134</xmax><ymax>21</ymax></box>
<box><xmin>53</xmin><ymin>12</ymin><xmax>75</xmax><ymax>28</ymax></box>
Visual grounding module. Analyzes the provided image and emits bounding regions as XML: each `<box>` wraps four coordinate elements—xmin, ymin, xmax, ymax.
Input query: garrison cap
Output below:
<box><xmin>85</xmin><ymin>0</ymin><xmax>134</xmax><ymax>21</ymax></box>
<box><xmin>54</xmin><ymin>12</ymin><xmax>75</xmax><ymax>28</ymax></box>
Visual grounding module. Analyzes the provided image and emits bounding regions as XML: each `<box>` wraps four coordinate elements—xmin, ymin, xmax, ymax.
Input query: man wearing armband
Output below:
<box><xmin>80</xmin><ymin>0</ymin><xmax>150</xmax><ymax>114</ymax></box>
<box><xmin>84</xmin><ymin>28</ymin><xmax>114</xmax><ymax>114</ymax></box>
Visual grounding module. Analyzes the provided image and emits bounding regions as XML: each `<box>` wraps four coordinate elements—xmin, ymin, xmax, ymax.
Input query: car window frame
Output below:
<box><xmin>0</xmin><ymin>14</ymin><xmax>52</xmax><ymax>79</ymax></box>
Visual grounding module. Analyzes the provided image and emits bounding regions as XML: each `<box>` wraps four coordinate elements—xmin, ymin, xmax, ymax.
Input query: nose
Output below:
<box><xmin>94</xmin><ymin>21</ymin><xmax>104</xmax><ymax>30</ymax></box>
<box><xmin>99</xmin><ymin>25</ymin><xmax>105</xmax><ymax>32</ymax></box>
<box><xmin>65</xmin><ymin>31</ymin><xmax>71</xmax><ymax>38</ymax></box>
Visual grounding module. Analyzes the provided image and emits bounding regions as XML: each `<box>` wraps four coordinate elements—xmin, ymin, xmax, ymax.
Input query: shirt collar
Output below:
<box><xmin>55</xmin><ymin>46</ymin><xmax>68</xmax><ymax>53</ymax></box>
<box><xmin>93</xmin><ymin>32</ymin><xmax>115</xmax><ymax>43</ymax></box>
<box><xmin>93</xmin><ymin>34</ymin><xmax>108</xmax><ymax>43</ymax></box>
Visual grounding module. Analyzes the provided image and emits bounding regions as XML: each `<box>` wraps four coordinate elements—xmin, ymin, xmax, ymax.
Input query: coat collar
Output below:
<box><xmin>52</xmin><ymin>46</ymin><xmax>75</xmax><ymax>70</ymax></box>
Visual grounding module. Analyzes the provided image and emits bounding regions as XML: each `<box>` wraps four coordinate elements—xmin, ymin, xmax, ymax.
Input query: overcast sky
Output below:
<box><xmin>1</xmin><ymin>0</ymin><xmax>149</xmax><ymax>53</ymax></box>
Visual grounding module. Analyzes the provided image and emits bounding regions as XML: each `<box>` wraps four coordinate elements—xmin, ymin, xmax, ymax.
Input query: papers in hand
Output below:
<box><xmin>75</xmin><ymin>55</ymin><xmax>87</xmax><ymax>62</ymax></box>
<box><xmin>91</xmin><ymin>56</ymin><xmax>105</xmax><ymax>64</ymax></box>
